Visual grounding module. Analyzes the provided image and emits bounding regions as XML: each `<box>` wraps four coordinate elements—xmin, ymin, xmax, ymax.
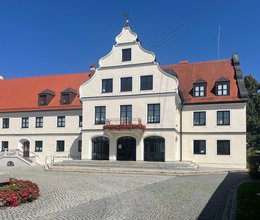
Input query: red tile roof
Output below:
<box><xmin>162</xmin><ymin>59</ymin><xmax>241</xmax><ymax>104</ymax></box>
<box><xmin>0</xmin><ymin>73</ymin><xmax>89</xmax><ymax>113</ymax></box>
<box><xmin>0</xmin><ymin>59</ymin><xmax>243</xmax><ymax>113</ymax></box>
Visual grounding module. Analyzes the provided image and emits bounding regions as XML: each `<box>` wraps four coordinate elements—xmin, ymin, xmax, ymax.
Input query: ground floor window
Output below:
<box><xmin>117</xmin><ymin>136</ymin><xmax>136</xmax><ymax>161</ymax></box>
<box><xmin>56</xmin><ymin>140</ymin><xmax>65</xmax><ymax>152</ymax></box>
<box><xmin>217</xmin><ymin>140</ymin><xmax>230</xmax><ymax>155</ymax></box>
<box><xmin>144</xmin><ymin>136</ymin><xmax>165</xmax><ymax>162</ymax></box>
<box><xmin>92</xmin><ymin>137</ymin><xmax>109</xmax><ymax>160</ymax></box>
<box><xmin>193</xmin><ymin>140</ymin><xmax>206</xmax><ymax>154</ymax></box>
<box><xmin>78</xmin><ymin>140</ymin><xmax>82</xmax><ymax>152</ymax></box>
<box><xmin>35</xmin><ymin>141</ymin><xmax>43</xmax><ymax>152</ymax></box>
<box><xmin>1</xmin><ymin>141</ymin><xmax>8</xmax><ymax>151</ymax></box>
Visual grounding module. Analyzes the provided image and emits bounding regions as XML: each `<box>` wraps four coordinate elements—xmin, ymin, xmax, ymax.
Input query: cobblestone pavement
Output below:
<box><xmin>0</xmin><ymin>166</ymin><xmax>227</xmax><ymax>220</ymax></box>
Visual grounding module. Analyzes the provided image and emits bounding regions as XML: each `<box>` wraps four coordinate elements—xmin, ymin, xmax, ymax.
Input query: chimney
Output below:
<box><xmin>89</xmin><ymin>64</ymin><xmax>95</xmax><ymax>78</ymax></box>
<box><xmin>179</xmin><ymin>60</ymin><xmax>189</xmax><ymax>64</ymax></box>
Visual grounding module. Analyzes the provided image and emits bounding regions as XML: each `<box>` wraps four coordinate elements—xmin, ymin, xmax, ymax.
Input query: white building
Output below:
<box><xmin>0</xmin><ymin>25</ymin><xmax>248</xmax><ymax>168</ymax></box>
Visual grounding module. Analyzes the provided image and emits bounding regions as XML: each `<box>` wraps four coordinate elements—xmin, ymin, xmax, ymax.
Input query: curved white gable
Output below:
<box><xmin>115</xmin><ymin>26</ymin><xmax>138</xmax><ymax>44</ymax></box>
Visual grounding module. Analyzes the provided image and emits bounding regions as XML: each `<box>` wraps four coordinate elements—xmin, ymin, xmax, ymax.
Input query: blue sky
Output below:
<box><xmin>0</xmin><ymin>0</ymin><xmax>259</xmax><ymax>81</ymax></box>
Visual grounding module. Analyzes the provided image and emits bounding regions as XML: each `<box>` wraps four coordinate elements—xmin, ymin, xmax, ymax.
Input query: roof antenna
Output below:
<box><xmin>217</xmin><ymin>25</ymin><xmax>221</xmax><ymax>59</ymax></box>
<box><xmin>123</xmin><ymin>13</ymin><xmax>130</xmax><ymax>27</ymax></box>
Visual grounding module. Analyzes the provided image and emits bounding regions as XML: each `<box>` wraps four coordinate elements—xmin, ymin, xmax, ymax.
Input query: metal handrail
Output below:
<box><xmin>105</xmin><ymin>118</ymin><xmax>142</xmax><ymax>125</ymax></box>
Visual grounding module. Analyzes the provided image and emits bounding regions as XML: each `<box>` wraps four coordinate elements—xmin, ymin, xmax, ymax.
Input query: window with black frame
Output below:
<box><xmin>79</xmin><ymin>116</ymin><xmax>82</xmax><ymax>127</ymax></box>
<box><xmin>193</xmin><ymin>112</ymin><xmax>206</xmax><ymax>126</ymax></box>
<box><xmin>78</xmin><ymin>140</ymin><xmax>82</xmax><ymax>152</ymax></box>
<box><xmin>102</xmin><ymin>79</ymin><xmax>113</xmax><ymax>93</ymax></box>
<box><xmin>217</xmin><ymin>111</ymin><xmax>230</xmax><ymax>125</ymax></box>
<box><xmin>35</xmin><ymin>141</ymin><xmax>43</xmax><ymax>152</ymax></box>
<box><xmin>35</xmin><ymin>117</ymin><xmax>43</xmax><ymax>128</ymax></box>
<box><xmin>147</xmin><ymin>104</ymin><xmax>160</xmax><ymax>123</ymax></box>
<box><xmin>21</xmin><ymin>117</ymin><xmax>29</xmax><ymax>128</ymax></box>
<box><xmin>95</xmin><ymin>106</ymin><xmax>106</xmax><ymax>124</ymax></box>
<box><xmin>216</xmin><ymin>83</ymin><xmax>229</xmax><ymax>96</ymax></box>
<box><xmin>122</xmin><ymin>48</ymin><xmax>131</xmax><ymax>61</ymax></box>
<box><xmin>120</xmin><ymin>105</ymin><xmax>132</xmax><ymax>124</ymax></box>
<box><xmin>56</xmin><ymin>140</ymin><xmax>65</xmax><ymax>152</ymax></box>
<box><xmin>121</xmin><ymin>77</ymin><xmax>132</xmax><ymax>92</ymax></box>
<box><xmin>141</xmin><ymin>75</ymin><xmax>153</xmax><ymax>90</ymax></box>
<box><xmin>1</xmin><ymin>141</ymin><xmax>8</xmax><ymax>151</ymax></box>
<box><xmin>193</xmin><ymin>140</ymin><xmax>206</xmax><ymax>154</ymax></box>
<box><xmin>57</xmin><ymin>116</ymin><xmax>65</xmax><ymax>127</ymax></box>
<box><xmin>3</xmin><ymin>118</ymin><xmax>9</xmax><ymax>128</ymax></box>
<box><xmin>194</xmin><ymin>84</ymin><xmax>206</xmax><ymax>97</ymax></box>
<box><xmin>217</xmin><ymin>140</ymin><xmax>230</xmax><ymax>155</ymax></box>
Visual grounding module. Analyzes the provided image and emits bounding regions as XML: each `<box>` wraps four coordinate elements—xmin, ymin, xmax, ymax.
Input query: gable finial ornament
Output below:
<box><xmin>123</xmin><ymin>12</ymin><xmax>130</xmax><ymax>27</ymax></box>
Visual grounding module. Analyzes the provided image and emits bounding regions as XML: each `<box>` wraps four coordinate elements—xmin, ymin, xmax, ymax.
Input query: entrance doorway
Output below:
<box><xmin>144</xmin><ymin>136</ymin><xmax>165</xmax><ymax>162</ymax></box>
<box><xmin>117</xmin><ymin>136</ymin><xmax>136</xmax><ymax>161</ymax></box>
<box><xmin>23</xmin><ymin>141</ymin><xmax>30</xmax><ymax>158</ymax></box>
<box><xmin>92</xmin><ymin>136</ymin><xmax>109</xmax><ymax>160</ymax></box>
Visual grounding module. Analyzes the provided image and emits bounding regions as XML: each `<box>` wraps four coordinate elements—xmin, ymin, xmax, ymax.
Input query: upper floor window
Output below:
<box><xmin>121</xmin><ymin>77</ymin><xmax>132</xmax><ymax>92</ymax></box>
<box><xmin>193</xmin><ymin>112</ymin><xmax>206</xmax><ymax>126</ymax></box>
<box><xmin>62</xmin><ymin>93</ymin><xmax>70</xmax><ymax>104</ymax></box>
<box><xmin>95</xmin><ymin>106</ymin><xmax>106</xmax><ymax>124</ymax></box>
<box><xmin>217</xmin><ymin>140</ymin><xmax>230</xmax><ymax>155</ymax></box>
<box><xmin>1</xmin><ymin>141</ymin><xmax>8</xmax><ymax>151</ymax></box>
<box><xmin>193</xmin><ymin>140</ymin><xmax>206</xmax><ymax>154</ymax></box>
<box><xmin>147</xmin><ymin>104</ymin><xmax>160</xmax><ymax>123</ymax></box>
<box><xmin>35</xmin><ymin>141</ymin><xmax>43</xmax><ymax>152</ymax></box>
<box><xmin>141</xmin><ymin>75</ymin><xmax>153</xmax><ymax>90</ymax></box>
<box><xmin>57</xmin><ymin>116</ymin><xmax>65</xmax><ymax>127</ymax></box>
<box><xmin>22</xmin><ymin>117</ymin><xmax>29</xmax><ymax>128</ymax></box>
<box><xmin>102</xmin><ymin>79</ymin><xmax>113</xmax><ymax>93</ymax></box>
<box><xmin>3</xmin><ymin>118</ymin><xmax>9</xmax><ymax>128</ymax></box>
<box><xmin>193</xmin><ymin>79</ymin><xmax>206</xmax><ymax>97</ymax></box>
<box><xmin>120</xmin><ymin>105</ymin><xmax>132</xmax><ymax>124</ymax></box>
<box><xmin>79</xmin><ymin>116</ymin><xmax>82</xmax><ymax>127</ymax></box>
<box><xmin>38</xmin><ymin>89</ymin><xmax>55</xmax><ymax>106</ymax></box>
<box><xmin>122</xmin><ymin>48</ymin><xmax>131</xmax><ymax>61</ymax></box>
<box><xmin>217</xmin><ymin>111</ymin><xmax>230</xmax><ymax>125</ymax></box>
<box><xmin>215</xmin><ymin>77</ymin><xmax>230</xmax><ymax>96</ymax></box>
<box><xmin>35</xmin><ymin>117</ymin><xmax>43</xmax><ymax>128</ymax></box>
<box><xmin>60</xmin><ymin>88</ymin><xmax>77</xmax><ymax>105</ymax></box>
<box><xmin>56</xmin><ymin>140</ymin><xmax>65</xmax><ymax>152</ymax></box>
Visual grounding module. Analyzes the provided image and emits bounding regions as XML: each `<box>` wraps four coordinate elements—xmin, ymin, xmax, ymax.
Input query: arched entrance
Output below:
<box><xmin>117</xmin><ymin>136</ymin><xmax>136</xmax><ymax>161</ymax></box>
<box><xmin>19</xmin><ymin>139</ymin><xmax>30</xmax><ymax>158</ymax></box>
<box><xmin>144</xmin><ymin>136</ymin><xmax>165</xmax><ymax>162</ymax></box>
<box><xmin>92</xmin><ymin>136</ymin><xmax>109</xmax><ymax>160</ymax></box>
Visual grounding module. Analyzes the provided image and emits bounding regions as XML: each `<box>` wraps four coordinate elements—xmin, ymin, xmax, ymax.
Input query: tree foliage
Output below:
<box><xmin>244</xmin><ymin>74</ymin><xmax>260</xmax><ymax>150</ymax></box>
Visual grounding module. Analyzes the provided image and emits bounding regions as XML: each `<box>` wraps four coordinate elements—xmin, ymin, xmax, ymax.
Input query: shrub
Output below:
<box><xmin>0</xmin><ymin>178</ymin><xmax>39</xmax><ymax>207</ymax></box>
<box><xmin>248</xmin><ymin>155</ymin><xmax>260</xmax><ymax>179</ymax></box>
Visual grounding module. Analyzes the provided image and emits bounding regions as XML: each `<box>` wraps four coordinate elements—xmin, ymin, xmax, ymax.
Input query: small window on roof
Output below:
<box><xmin>193</xmin><ymin>79</ymin><xmax>206</xmax><ymax>97</ymax></box>
<box><xmin>38</xmin><ymin>89</ymin><xmax>55</xmax><ymax>106</ymax></box>
<box><xmin>215</xmin><ymin>77</ymin><xmax>230</xmax><ymax>96</ymax></box>
<box><xmin>60</xmin><ymin>88</ymin><xmax>77</xmax><ymax>105</ymax></box>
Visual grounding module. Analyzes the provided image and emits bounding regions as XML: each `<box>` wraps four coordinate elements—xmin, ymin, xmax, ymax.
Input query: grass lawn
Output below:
<box><xmin>237</xmin><ymin>182</ymin><xmax>260</xmax><ymax>220</ymax></box>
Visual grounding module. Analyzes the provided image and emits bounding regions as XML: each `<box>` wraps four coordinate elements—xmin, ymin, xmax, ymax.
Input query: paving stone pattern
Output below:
<box><xmin>0</xmin><ymin>166</ymin><xmax>226</xmax><ymax>220</ymax></box>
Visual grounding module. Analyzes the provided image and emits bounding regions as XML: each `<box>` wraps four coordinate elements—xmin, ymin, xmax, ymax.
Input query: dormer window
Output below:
<box><xmin>60</xmin><ymin>88</ymin><xmax>77</xmax><ymax>105</ymax></box>
<box><xmin>38</xmin><ymin>89</ymin><xmax>55</xmax><ymax>106</ymax></box>
<box><xmin>122</xmin><ymin>48</ymin><xmax>131</xmax><ymax>61</ymax></box>
<box><xmin>215</xmin><ymin>77</ymin><xmax>230</xmax><ymax>96</ymax></box>
<box><xmin>193</xmin><ymin>79</ymin><xmax>206</xmax><ymax>97</ymax></box>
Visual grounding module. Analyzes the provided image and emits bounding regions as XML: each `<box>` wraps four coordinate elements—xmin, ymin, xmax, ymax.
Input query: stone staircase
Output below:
<box><xmin>46</xmin><ymin>159</ymin><xmax>200</xmax><ymax>175</ymax></box>
<box><xmin>0</xmin><ymin>150</ymin><xmax>37</xmax><ymax>166</ymax></box>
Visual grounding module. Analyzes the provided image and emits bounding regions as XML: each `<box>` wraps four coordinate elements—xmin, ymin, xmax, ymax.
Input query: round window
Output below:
<box><xmin>7</xmin><ymin>161</ymin><xmax>14</xmax><ymax>166</ymax></box>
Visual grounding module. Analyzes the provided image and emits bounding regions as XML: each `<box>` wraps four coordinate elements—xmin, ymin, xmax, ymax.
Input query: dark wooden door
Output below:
<box><xmin>23</xmin><ymin>141</ymin><xmax>30</xmax><ymax>157</ymax></box>
<box><xmin>117</xmin><ymin>137</ymin><xmax>136</xmax><ymax>161</ymax></box>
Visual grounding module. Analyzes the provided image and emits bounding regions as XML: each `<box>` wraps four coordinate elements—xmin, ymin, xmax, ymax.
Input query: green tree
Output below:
<box><xmin>244</xmin><ymin>74</ymin><xmax>260</xmax><ymax>150</ymax></box>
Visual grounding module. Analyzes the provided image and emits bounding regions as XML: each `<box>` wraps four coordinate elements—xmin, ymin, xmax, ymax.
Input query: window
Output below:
<box><xmin>56</xmin><ymin>140</ymin><xmax>65</xmax><ymax>152</ymax></box>
<box><xmin>35</xmin><ymin>141</ymin><xmax>43</xmax><ymax>152</ymax></box>
<box><xmin>194</xmin><ymin>84</ymin><xmax>206</xmax><ymax>97</ymax></box>
<box><xmin>120</xmin><ymin>105</ymin><xmax>132</xmax><ymax>124</ymax></box>
<box><xmin>3</xmin><ymin>118</ymin><xmax>9</xmax><ymax>128</ymax></box>
<box><xmin>147</xmin><ymin>104</ymin><xmax>160</xmax><ymax>123</ymax></box>
<box><xmin>193</xmin><ymin>112</ymin><xmax>206</xmax><ymax>126</ymax></box>
<box><xmin>217</xmin><ymin>111</ymin><xmax>230</xmax><ymax>125</ymax></box>
<box><xmin>121</xmin><ymin>77</ymin><xmax>132</xmax><ymax>92</ymax></box>
<box><xmin>78</xmin><ymin>140</ymin><xmax>82</xmax><ymax>152</ymax></box>
<box><xmin>95</xmin><ymin>107</ymin><xmax>106</xmax><ymax>124</ymax></box>
<box><xmin>1</xmin><ymin>141</ymin><xmax>8</xmax><ymax>151</ymax></box>
<box><xmin>216</xmin><ymin>83</ymin><xmax>229</xmax><ymax>96</ymax></box>
<box><xmin>194</xmin><ymin>140</ymin><xmax>206</xmax><ymax>154</ymax></box>
<box><xmin>141</xmin><ymin>75</ymin><xmax>153</xmax><ymax>90</ymax></box>
<box><xmin>39</xmin><ymin>94</ymin><xmax>47</xmax><ymax>106</ymax></box>
<box><xmin>102</xmin><ymin>79</ymin><xmax>113</xmax><ymax>93</ymax></box>
<box><xmin>35</xmin><ymin>117</ymin><xmax>43</xmax><ymax>128</ymax></box>
<box><xmin>122</xmin><ymin>48</ymin><xmax>131</xmax><ymax>61</ymax></box>
<box><xmin>22</xmin><ymin>117</ymin><xmax>29</xmax><ymax>128</ymax></box>
<box><xmin>61</xmin><ymin>93</ymin><xmax>70</xmax><ymax>104</ymax></box>
<box><xmin>57</xmin><ymin>116</ymin><xmax>65</xmax><ymax>127</ymax></box>
<box><xmin>217</xmin><ymin>140</ymin><xmax>230</xmax><ymax>155</ymax></box>
<box><xmin>79</xmin><ymin>116</ymin><xmax>82</xmax><ymax>127</ymax></box>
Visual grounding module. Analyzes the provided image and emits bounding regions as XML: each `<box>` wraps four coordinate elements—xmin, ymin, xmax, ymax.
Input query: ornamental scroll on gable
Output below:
<box><xmin>99</xmin><ymin>26</ymin><xmax>156</xmax><ymax>68</ymax></box>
